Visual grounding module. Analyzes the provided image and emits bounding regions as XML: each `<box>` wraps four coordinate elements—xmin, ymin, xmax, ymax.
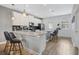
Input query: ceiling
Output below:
<box><xmin>1</xmin><ymin>4</ymin><xmax>73</xmax><ymax>18</ymax></box>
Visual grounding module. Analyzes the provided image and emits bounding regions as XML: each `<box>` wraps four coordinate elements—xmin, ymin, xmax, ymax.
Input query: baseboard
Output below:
<box><xmin>58</xmin><ymin>36</ymin><xmax>71</xmax><ymax>39</ymax></box>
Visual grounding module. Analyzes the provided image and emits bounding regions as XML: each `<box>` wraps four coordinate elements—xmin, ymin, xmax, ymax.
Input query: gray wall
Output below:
<box><xmin>0</xmin><ymin>6</ymin><xmax>12</xmax><ymax>42</ymax></box>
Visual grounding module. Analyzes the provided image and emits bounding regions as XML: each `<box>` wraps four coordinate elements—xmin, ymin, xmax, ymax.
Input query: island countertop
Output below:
<box><xmin>13</xmin><ymin>31</ymin><xmax>45</xmax><ymax>37</ymax></box>
<box><xmin>13</xmin><ymin>31</ymin><xmax>46</xmax><ymax>54</ymax></box>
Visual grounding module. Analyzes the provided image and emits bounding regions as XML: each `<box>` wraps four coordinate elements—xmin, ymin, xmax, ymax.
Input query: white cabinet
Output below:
<box><xmin>14</xmin><ymin>31</ymin><xmax>46</xmax><ymax>54</ymax></box>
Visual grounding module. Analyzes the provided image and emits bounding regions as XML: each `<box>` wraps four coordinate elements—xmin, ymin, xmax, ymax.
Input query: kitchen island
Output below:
<box><xmin>13</xmin><ymin>31</ymin><xmax>46</xmax><ymax>54</ymax></box>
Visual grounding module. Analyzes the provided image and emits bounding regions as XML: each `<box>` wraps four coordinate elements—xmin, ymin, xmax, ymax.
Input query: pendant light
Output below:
<box><xmin>22</xmin><ymin>4</ymin><xmax>27</xmax><ymax>17</ymax></box>
<box><xmin>22</xmin><ymin>9</ymin><xmax>27</xmax><ymax>17</ymax></box>
<box><xmin>12</xmin><ymin>16</ymin><xmax>15</xmax><ymax>20</ymax></box>
<box><xmin>11</xmin><ymin>4</ymin><xmax>15</xmax><ymax>20</ymax></box>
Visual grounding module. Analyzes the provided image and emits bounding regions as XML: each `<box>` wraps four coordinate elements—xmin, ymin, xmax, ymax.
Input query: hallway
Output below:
<box><xmin>43</xmin><ymin>37</ymin><xmax>78</xmax><ymax>55</ymax></box>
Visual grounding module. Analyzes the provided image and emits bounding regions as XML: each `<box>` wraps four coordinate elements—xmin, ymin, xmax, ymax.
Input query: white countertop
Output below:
<box><xmin>13</xmin><ymin>31</ymin><xmax>46</xmax><ymax>54</ymax></box>
<box><xmin>13</xmin><ymin>31</ymin><xmax>45</xmax><ymax>37</ymax></box>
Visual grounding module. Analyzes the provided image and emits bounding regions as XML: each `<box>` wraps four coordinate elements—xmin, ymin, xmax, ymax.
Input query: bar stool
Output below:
<box><xmin>53</xmin><ymin>29</ymin><xmax>58</xmax><ymax>41</ymax></box>
<box><xmin>9</xmin><ymin>32</ymin><xmax>24</xmax><ymax>55</ymax></box>
<box><xmin>4</xmin><ymin>32</ymin><xmax>23</xmax><ymax>55</ymax></box>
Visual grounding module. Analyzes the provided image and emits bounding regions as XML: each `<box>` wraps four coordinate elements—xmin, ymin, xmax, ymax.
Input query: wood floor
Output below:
<box><xmin>0</xmin><ymin>44</ymin><xmax>34</xmax><ymax>55</ymax></box>
<box><xmin>42</xmin><ymin>37</ymin><xmax>78</xmax><ymax>55</ymax></box>
<box><xmin>0</xmin><ymin>37</ymin><xmax>78</xmax><ymax>55</ymax></box>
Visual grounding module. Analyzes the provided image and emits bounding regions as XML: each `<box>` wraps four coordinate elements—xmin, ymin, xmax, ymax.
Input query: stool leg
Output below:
<box><xmin>8</xmin><ymin>43</ymin><xmax>12</xmax><ymax>55</ymax></box>
<box><xmin>4</xmin><ymin>42</ymin><xmax>7</xmax><ymax>52</ymax></box>
<box><xmin>18</xmin><ymin>43</ymin><xmax>22</xmax><ymax>55</ymax></box>
<box><xmin>4</xmin><ymin>41</ymin><xmax>9</xmax><ymax>52</ymax></box>
<box><xmin>20</xmin><ymin>42</ymin><xmax>24</xmax><ymax>49</ymax></box>
<box><xmin>13</xmin><ymin>43</ymin><xmax>15</xmax><ymax>55</ymax></box>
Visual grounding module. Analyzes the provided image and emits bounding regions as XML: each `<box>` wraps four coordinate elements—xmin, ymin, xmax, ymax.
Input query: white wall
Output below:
<box><xmin>12</xmin><ymin>11</ymin><xmax>72</xmax><ymax>37</ymax></box>
<box><xmin>71</xmin><ymin>5</ymin><xmax>79</xmax><ymax>47</ymax></box>
<box><xmin>0</xmin><ymin>6</ymin><xmax>12</xmax><ymax>42</ymax></box>
<box><xmin>43</xmin><ymin>14</ymin><xmax>72</xmax><ymax>37</ymax></box>
<box><xmin>12</xmin><ymin>12</ymin><xmax>42</xmax><ymax>26</ymax></box>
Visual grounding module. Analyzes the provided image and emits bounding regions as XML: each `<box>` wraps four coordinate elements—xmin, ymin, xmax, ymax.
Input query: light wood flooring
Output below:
<box><xmin>0</xmin><ymin>44</ymin><xmax>34</xmax><ymax>55</ymax></box>
<box><xmin>42</xmin><ymin>37</ymin><xmax>78</xmax><ymax>55</ymax></box>
<box><xmin>0</xmin><ymin>37</ymin><xmax>78</xmax><ymax>55</ymax></box>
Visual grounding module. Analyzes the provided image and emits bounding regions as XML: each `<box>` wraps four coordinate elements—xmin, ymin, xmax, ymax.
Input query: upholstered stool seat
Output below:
<box><xmin>10</xmin><ymin>39</ymin><xmax>21</xmax><ymax>43</ymax></box>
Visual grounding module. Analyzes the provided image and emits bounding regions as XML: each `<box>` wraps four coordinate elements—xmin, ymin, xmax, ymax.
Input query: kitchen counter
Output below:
<box><xmin>13</xmin><ymin>31</ymin><xmax>46</xmax><ymax>54</ymax></box>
